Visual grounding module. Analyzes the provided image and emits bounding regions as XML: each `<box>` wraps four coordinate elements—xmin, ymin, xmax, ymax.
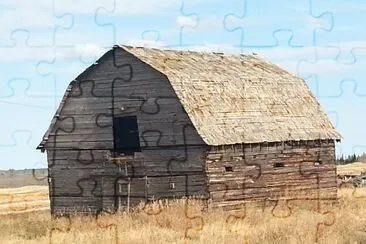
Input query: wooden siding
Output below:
<box><xmin>45</xmin><ymin>48</ymin><xmax>208</xmax><ymax>214</ymax></box>
<box><xmin>206</xmin><ymin>140</ymin><xmax>337</xmax><ymax>208</ymax></box>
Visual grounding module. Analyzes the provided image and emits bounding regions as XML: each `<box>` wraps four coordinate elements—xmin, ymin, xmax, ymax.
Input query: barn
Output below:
<box><xmin>37</xmin><ymin>45</ymin><xmax>342</xmax><ymax>214</ymax></box>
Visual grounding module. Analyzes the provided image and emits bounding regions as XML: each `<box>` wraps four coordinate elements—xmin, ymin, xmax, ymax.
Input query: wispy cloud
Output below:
<box><xmin>53</xmin><ymin>0</ymin><xmax>220</xmax><ymax>16</ymax></box>
<box><xmin>322</xmin><ymin>2</ymin><xmax>366</xmax><ymax>13</ymax></box>
<box><xmin>57</xmin><ymin>44</ymin><xmax>108</xmax><ymax>61</ymax></box>
<box><xmin>177</xmin><ymin>15</ymin><xmax>199</xmax><ymax>28</ymax></box>
<box><xmin>125</xmin><ymin>39</ymin><xmax>166</xmax><ymax>48</ymax></box>
<box><xmin>298</xmin><ymin>59</ymin><xmax>366</xmax><ymax>76</ymax></box>
<box><xmin>179</xmin><ymin>43</ymin><xmax>241</xmax><ymax>53</ymax></box>
<box><xmin>0</xmin><ymin>44</ymin><xmax>108</xmax><ymax>62</ymax></box>
<box><xmin>0</xmin><ymin>1</ymin><xmax>56</xmax><ymax>29</ymax></box>
<box><xmin>256</xmin><ymin>41</ymin><xmax>366</xmax><ymax>60</ymax></box>
<box><xmin>0</xmin><ymin>0</ymin><xmax>220</xmax><ymax>37</ymax></box>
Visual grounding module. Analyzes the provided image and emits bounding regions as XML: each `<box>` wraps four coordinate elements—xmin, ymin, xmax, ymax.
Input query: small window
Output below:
<box><xmin>225</xmin><ymin>166</ymin><xmax>233</xmax><ymax>172</ymax></box>
<box><xmin>169</xmin><ymin>182</ymin><xmax>175</xmax><ymax>189</ymax></box>
<box><xmin>274</xmin><ymin>162</ymin><xmax>284</xmax><ymax>168</ymax></box>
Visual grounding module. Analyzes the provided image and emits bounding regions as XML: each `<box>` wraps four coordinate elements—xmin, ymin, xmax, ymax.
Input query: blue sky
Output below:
<box><xmin>0</xmin><ymin>0</ymin><xmax>365</xmax><ymax>169</ymax></box>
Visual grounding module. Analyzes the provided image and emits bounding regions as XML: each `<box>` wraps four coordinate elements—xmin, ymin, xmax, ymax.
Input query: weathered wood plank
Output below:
<box><xmin>206</xmin><ymin>141</ymin><xmax>337</xmax><ymax>205</ymax></box>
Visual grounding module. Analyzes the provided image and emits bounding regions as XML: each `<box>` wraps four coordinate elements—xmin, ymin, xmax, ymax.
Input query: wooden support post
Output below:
<box><xmin>127</xmin><ymin>180</ymin><xmax>130</xmax><ymax>213</ymax></box>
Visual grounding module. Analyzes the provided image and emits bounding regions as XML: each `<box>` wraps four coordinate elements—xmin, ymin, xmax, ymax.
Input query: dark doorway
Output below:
<box><xmin>113</xmin><ymin>116</ymin><xmax>141</xmax><ymax>155</ymax></box>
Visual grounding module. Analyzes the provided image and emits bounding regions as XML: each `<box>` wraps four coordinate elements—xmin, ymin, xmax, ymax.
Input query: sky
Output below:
<box><xmin>0</xmin><ymin>0</ymin><xmax>365</xmax><ymax>170</ymax></box>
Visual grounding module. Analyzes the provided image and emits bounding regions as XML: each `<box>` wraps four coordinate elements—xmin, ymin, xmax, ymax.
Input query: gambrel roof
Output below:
<box><xmin>37</xmin><ymin>45</ymin><xmax>342</xmax><ymax>149</ymax></box>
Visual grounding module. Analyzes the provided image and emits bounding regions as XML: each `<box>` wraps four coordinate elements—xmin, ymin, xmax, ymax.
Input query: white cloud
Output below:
<box><xmin>0</xmin><ymin>0</ymin><xmax>224</xmax><ymax>49</ymax></box>
<box><xmin>255</xmin><ymin>41</ymin><xmax>366</xmax><ymax>60</ymax></box>
<box><xmin>0</xmin><ymin>1</ymin><xmax>57</xmax><ymax>29</ymax></box>
<box><xmin>107</xmin><ymin>0</ymin><xmax>221</xmax><ymax>16</ymax></box>
<box><xmin>125</xmin><ymin>39</ymin><xmax>165</xmax><ymax>48</ymax></box>
<box><xmin>324</xmin><ymin>3</ymin><xmax>366</xmax><ymax>13</ymax></box>
<box><xmin>0</xmin><ymin>0</ymin><xmax>220</xmax><ymax>36</ymax></box>
<box><xmin>298</xmin><ymin>59</ymin><xmax>366</xmax><ymax>76</ymax></box>
<box><xmin>230</xmin><ymin>41</ymin><xmax>366</xmax><ymax>76</ymax></box>
<box><xmin>0</xmin><ymin>44</ymin><xmax>109</xmax><ymax>62</ymax></box>
<box><xmin>1</xmin><ymin>0</ymin><xmax>173</xmax><ymax>16</ymax></box>
<box><xmin>0</xmin><ymin>46</ymin><xmax>54</xmax><ymax>63</ymax></box>
<box><xmin>305</xmin><ymin>15</ymin><xmax>330</xmax><ymax>30</ymax></box>
<box><xmin>177</xmin><ymin>16</ymin><xmax>198</xmax><ymax>28</ymax></box>
<box><xmin>178</xmin><ymin>15</ymin><xmax>226</xmax><ymax>31</ymax></box>
<box><xmin>57</xmin><ymin>44</ymin><xmax>108</xmax><ymax>61</ymax></box>
<box><xmin>224</xmin><ymin>15</ymin><xmax>271</xmax><ymax>30</ymax></box>
<box><xmin>256</xmin><ymin>46</ymin><xmax>317</xmax><ymax>60</ymax></box>
<box><xmin>47</xmin><ymin>0</ymin><xmax>219</xmax><ymax>16</ymax></box>
<box><xmin>179</xmin><ymin>43</ymin><xmax>241</xmax><ymax>54</ymax></box>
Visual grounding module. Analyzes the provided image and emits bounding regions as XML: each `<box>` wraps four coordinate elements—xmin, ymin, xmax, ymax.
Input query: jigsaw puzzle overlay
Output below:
<box><xmin>41</xmin><ymin>46</ymin><xmax>206</xmax><ymax>242</ymax></box>
<box><xmin>1</xmin><ymin>0</ymin><xmax>366</xmax><ymax>243</ymax></box>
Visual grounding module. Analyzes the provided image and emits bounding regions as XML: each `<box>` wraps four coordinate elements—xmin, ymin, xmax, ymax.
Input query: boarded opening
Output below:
<box><xmin>114</xmin><ymin>177</ymin><xmax>149</xmax><ymax>212</ymax></box>
<box><xmin>225</xmin><ymin>166</ymin><xmax>233</xmax><ymax>172</ymax></box>
<box><xmin>113</xmin><ymin>116</ymin><xmax>141</xmax><ymax>155</ymax></box>
<box><xmin>274</xmin><ymin>162</ymin><xmax>284</xmax><ymax>168</ymax></box>
<box><xmin>116</xmin><ymin>179</ymin><xmax>130</xmax><ymax>212</ymax></box>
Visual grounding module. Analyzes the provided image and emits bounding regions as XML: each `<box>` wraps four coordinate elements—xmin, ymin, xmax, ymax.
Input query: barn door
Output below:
<box><xmin>116</xmin><ymin>178</ymin><xmax>130</xmax><ymax>212</ymax></box>
<box><xmin>115</xmin><ymin>176</ymin><xmax>149</xmax><ymax>212</ymax></box>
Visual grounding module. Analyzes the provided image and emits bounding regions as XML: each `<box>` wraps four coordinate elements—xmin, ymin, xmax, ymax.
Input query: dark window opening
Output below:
<box><xmin>274</xmin><ymin>162</ymin><xmax>284</xmax><ymax>168</ymax></box>
<box><xmin>113</xmin><ymin>116</ymin><xmax>141</xmax><ymax>155</ymax></box>
<box><xmin>225</xmin><ymin>166</ymin><xmax>233</xmax><ymax>172</ymax></box>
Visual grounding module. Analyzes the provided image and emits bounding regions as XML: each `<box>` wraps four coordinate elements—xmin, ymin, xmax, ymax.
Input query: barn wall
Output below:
<box><xmin>206</xmin><ymin>140</ymin><xmax>337</xmax><ymax>208</ymax></box>
<box><xmin>44</xmin><ymin>47</ymin><xmax>204</xmax><ymax>149</ymax></box>
<box><xmin>45</xmin><ymin>47</ymin><xmax>208</xmax><ymax>214</ymax></box>
<box><xmin>46</xmin><ymin>149</ymin><xmax>107</xmax><ymax>213</ymax></box>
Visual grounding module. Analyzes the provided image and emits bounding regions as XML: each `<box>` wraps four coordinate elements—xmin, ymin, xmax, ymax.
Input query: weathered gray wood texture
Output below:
<box><xmin>45</xmin><ymin>48</ymin><xmax>208</xmax><ymax>213</ymax></box>
<box><xmin>206</xmin><ymin>140</ymin><xmax>337</xmax><ymax>208</ymax></box>
<box><xmin>43</xmin><ymin>47</ymin><xmax>338</xmax><ymax>214</ymax></box>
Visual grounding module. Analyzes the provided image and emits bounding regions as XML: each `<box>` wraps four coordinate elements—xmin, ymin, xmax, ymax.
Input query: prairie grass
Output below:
<box><xmin>0</xmin><ymin>186</ymin><xmax>49</xmax><ymax>214</ymax></box>
<box><xmin>0</xmin><ymin>187</ymin><xmax>365</xmax><ymax>244</ymax></box>
<box><xmin>337</xmin><ymin>161</ymin><xmax>366</xmax><ymax>176</ymax></box>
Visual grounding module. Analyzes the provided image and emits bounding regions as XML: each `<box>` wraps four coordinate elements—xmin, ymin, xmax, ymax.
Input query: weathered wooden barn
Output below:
<box><xmin>37</xmin><ymin>45</ymin><xmax>342</xmax><ymax>214</ymax></box>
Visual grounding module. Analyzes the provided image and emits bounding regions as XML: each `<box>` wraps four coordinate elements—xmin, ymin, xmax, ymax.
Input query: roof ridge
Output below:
<box><xmin>117</xmin><ymin>44</ymin><xmax>254</xmax><ymax>58</ymax></box>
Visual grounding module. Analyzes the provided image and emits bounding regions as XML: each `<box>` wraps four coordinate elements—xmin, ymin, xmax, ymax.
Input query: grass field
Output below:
<box><xmin>0</xmin><ymin>186</ymin><xmax>365</xmax><ymax>243</ymax></box>
<box><xmin>0</xmin><ymin>186</ymin><xmax>49</xmax><ymax>215</ymax></box>
<box><xmin>337</xmin><ymin>162</ymin><xmax>366</xmax><ymax>176</ymax></box>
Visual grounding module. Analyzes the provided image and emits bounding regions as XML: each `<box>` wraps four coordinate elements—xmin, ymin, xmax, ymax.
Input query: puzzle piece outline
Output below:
<box><xmin>223</xmin><ymin>0</ymin><xmax>335</xmax><ymax>49</ymax></box>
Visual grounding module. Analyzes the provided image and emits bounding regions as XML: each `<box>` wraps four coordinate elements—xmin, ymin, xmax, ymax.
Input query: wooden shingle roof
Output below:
<box><xmin>120</xmin><ymin>45</ymin><xmax>342</xmax><ymax>145</ymax></box>
<box><xmin>37</xmin><ymin>45</ymin><xmax>342</xmax><ymax>150</ymax></box>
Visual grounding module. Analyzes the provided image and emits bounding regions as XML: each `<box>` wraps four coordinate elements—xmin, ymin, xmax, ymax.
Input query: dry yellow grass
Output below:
<box><xmin>0</xmin><ymin>186</ymin><xmax>365</xmax><ymax>244</ymax></box>
<box><xmin>337</xmin><ymin>162</ymin><xmax>366</xmax><ymax>176</ymax></box>
<box><xmin>0</xmin><ymin>186</ymin><xmax>49</xmax><ymax>215</ymax></box>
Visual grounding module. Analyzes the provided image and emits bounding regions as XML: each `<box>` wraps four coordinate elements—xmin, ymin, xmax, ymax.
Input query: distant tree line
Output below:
<box><xmin>336</xmin><ymin>152</ymin><xmax>366</xmax><ymax>165</ymax></box>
